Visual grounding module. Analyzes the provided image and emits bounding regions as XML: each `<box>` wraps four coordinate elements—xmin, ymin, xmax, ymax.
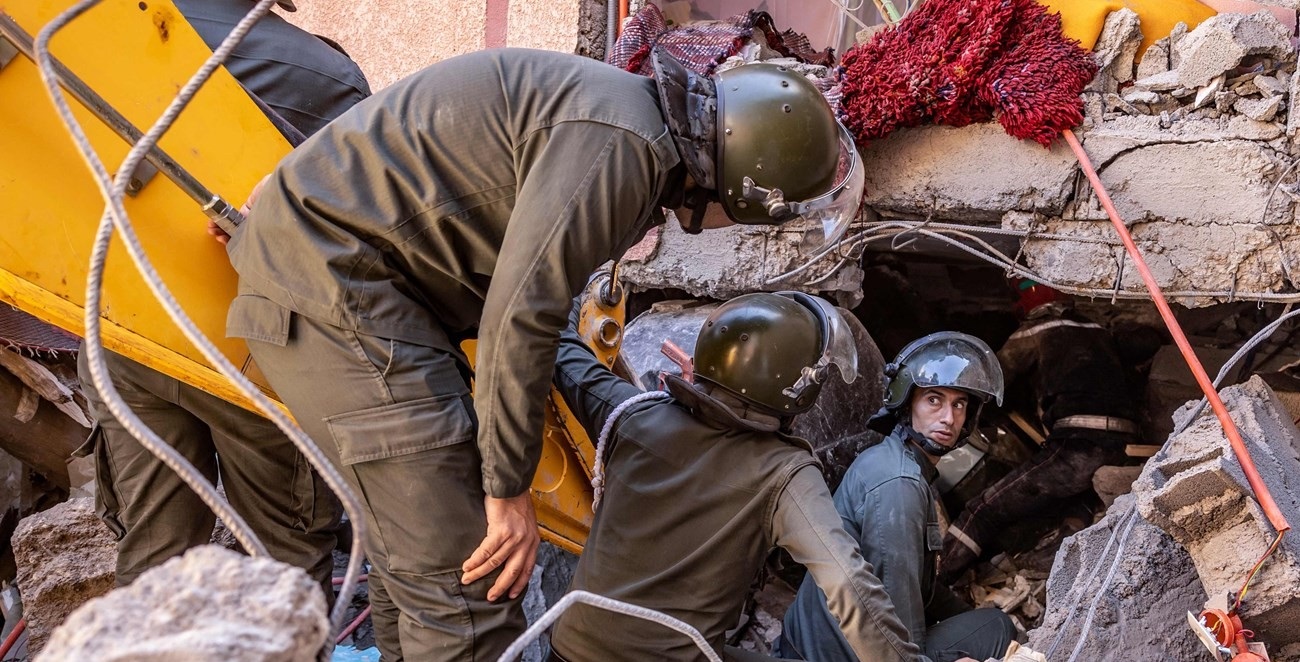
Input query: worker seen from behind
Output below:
<box><xmin>783</xmin><ymin>332</ymin><xmax>1018</xmax><ymax>662</ymax></box>
<box><xmin>76</xmin><ymin>0</ymin><xmax>368</xmax><ymax>600</ymax></box>
<box><xmin>940</xmin><ymin>280</ymin><xmax>1140</xmax><ymax>582</ymax></box>
<box><xmin>548</xmin><ymin>291</ymin><xmax>927</xmax><ymax>662</ymax></box>
<box><xmin>222</xmin><ymin>45</ymin><xmax>865</xmax><ymax>661</ymax></box>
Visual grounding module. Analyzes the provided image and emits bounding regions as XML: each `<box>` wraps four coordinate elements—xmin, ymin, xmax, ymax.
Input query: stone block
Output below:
<box><xmin>1087</xmin><ymin>9</ymin><xmax>1143</xmax><ymax>95</ymax></box>
<box><xmin>1135</xmin><ymin>377</ymin><xmax>1300</xmax><ymax>649</ymax></box>
<box><xmin>859</xmin><ymin>123</ymin><xmax>1078</xmax><ymax>223</ymax></box>
<box><xmin>1175</xmin><ymin>12</ymin><xmax>1292</xmax><ymax>89</ymax></box>
<box><xmin>13</xmin><ymin>498</ymin><xmax>115</xmax><ymax>655</ymax></box>
<box><xmin>38</xmin><ymin>545</ymin><xmax>328</xmax><ymax>662</ymax></box>
<box><xmin>1027</xmin><ymin>496</ymin><xmax>1207</xmax><ymax>661</ymax></box>
<box><xmin>1092</xmin><ymin>465</ymin><xmax>1144</xmax><ymax>508</ymax></box>
<box><xmin>1135</xmin><ymin>37</ymin><xmax>1172</xmax><ymax>81</ymax></box>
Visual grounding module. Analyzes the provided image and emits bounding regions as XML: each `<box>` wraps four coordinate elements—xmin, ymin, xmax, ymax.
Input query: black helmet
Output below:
<box><xmin>652</xmin><ymin>50</ymin><xmax>865</xmax><ymax>246</ymax></box>
<box><xmin>880</xmin><ymin>332</ymin><xmax>1004</xmax><ymax>440</ymax></box>
<box><xmin>693</xmin><ymin>291</ymin><xmax>858</xmax><ymax>416</ymax></box>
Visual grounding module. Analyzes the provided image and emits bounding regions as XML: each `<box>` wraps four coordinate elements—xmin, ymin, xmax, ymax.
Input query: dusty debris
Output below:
<box><xmin>38</xmin><ymin>545</ymin><xmax>328</xmax><ymax>662</ymax></box>
<box><xmin>1175</xmin><ymin>11</ymin><xmax>1292</xmax><ymax>88</ymax></box>
<box><xmin>1237</xmin><ymin>93</ymin><xmax>1285</xmax><ymax>120</ymax></box>
<box><xmin>12</xmin><ymin>498</ymin><xmax>115</xmax><ymax>655</ymax></box>
<box><xmin>1088</xmin><ymin>9</ymin><xmax>1143</xmax><ymax>94</ymax></box>
<box><xmin>1137</xmin><ymin>377</ymin><xmax>1300</xmax><ymax>650</ymax></box>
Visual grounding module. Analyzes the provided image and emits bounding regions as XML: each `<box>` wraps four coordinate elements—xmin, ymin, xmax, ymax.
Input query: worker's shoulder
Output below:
<box><xmin>841</xmin><ymin>435</ymin><xmax>925</xmax><ymax>491</ymax></box>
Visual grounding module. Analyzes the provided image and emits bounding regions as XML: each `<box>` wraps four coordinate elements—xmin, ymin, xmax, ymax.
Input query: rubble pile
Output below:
<box><xmin>1029</xmin><ymin>378</ymin><xmax>1300</xmax><ymax>661</ymax></box>
<box><xmin>38</xmin><ymin>545</ymin><xmax>329</xmax><ymax>662</ymax></box>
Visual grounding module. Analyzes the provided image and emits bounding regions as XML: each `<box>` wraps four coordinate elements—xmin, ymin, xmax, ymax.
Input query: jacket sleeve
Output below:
<box><xmin>855</xmin><ymin>475</ymin><xmax>932</xmax><ymax>649</ymax></box>
<box><xmin>996</xmin><ymin>326</ymin><xmax>1037</xmax><ymax>387</ymax></box>
<box><xmin>773</xmin><ymin>466</ymin><xmax>931</xmax><ymax>662</ymax></box>
<box><xmin>552</xmin><ymin>303</ymin><xmax>643</xmax><ymax>441</ymax></box>
<box><xmin>474</xmin><ymin>122</ymin><xmax>664</xmax><ymax>498</ymax></box>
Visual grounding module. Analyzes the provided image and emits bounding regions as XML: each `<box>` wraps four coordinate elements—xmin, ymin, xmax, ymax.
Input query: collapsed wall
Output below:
<box><xmin>622</xmin><ymin>10</ymin><xmax>1300</xmax><ymax>308</ymax></box>
<box><xmin>1030</xmin><ymin>377</ymin><xmax>1300</xmax><ymax>661</ymax></box>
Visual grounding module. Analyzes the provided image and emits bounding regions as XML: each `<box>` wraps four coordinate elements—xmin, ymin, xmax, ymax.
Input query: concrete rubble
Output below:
<box><xmin>38</xmin><ymin>545</ymin><xmax>329</xmax><ymax>662</ymax></box>
<box><xmin>1031</xmin><ymin>378</ymin><xmax>1300</xmax><ymax>661</ymax></box>
<box><xmin>12</xmin><ymin>497</ymin><xmax>116</xmax><ymax>655</ymax></box>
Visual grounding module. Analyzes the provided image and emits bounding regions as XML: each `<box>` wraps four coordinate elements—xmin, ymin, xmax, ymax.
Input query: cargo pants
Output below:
<box><xmin>229</xmin><ymin>292</ymin><xmax>525</xmax><ymax>662</ymax></box>
<box><xmin>75</xmin><ymin>348</ymin><xmax>338</xmax><ymax>598</ymax></box>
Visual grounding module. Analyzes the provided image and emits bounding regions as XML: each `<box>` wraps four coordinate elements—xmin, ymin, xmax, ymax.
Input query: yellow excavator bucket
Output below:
<box><xmin>1039</xmin><ymin>0</ymin><xmax>1217</xmax><ymax>58</ymax></box>
<box><xmin>0</xmin><ymin>0</ymin><xmax>599</xmax><ymax>552</ymax></box>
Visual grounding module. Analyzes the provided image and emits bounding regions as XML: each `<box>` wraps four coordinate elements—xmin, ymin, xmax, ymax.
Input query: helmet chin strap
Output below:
<box><xmin>897</xmin><ymin>419</ymin><xmax>961</xmax><ymax>458</ymax></box>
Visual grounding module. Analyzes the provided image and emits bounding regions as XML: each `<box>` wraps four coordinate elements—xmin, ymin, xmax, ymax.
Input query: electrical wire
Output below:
<box><xmin>1064</xmin><ymin>507</ymin><xmax>1141</xmax><ymax>662</ymax></box>
<box><xmin>33</xmin><ymin>0</ymin><xmax>368</xmax><ymax>639</ymax></box>
<box><xmin>1232</xmin><ymin>530</ymin><xmax>1285</xmax><ymax>614</ymax></box>
<box><xmin>1044</xmin><ymin>502</ymin><xmax>1137</xmax><ymax>659</ymax></box>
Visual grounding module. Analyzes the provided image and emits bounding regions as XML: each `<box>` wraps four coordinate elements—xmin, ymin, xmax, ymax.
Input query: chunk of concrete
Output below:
<box><xmin>1133</xmin><ymin>69</ymin><xmax>1183</xmax><ymax>93</ymax></box>
<box><xmin>1088</xmin><ymin>9</ymin><xmax>1144</xmax><ymax>95</ymax></box>
<box><xmin>1255</xmin><ymin>72</ymin><xmax>1289</xmax><ymax>96</ymax></box>
<box><xmin>1136</xmin><ymin>377</ymin><xmax>1300</xmax><ymax>649</ymax></box>
<box><xmin>619</xmin><ymin>219</ymin><xmax>865</xmax><ymax>302</ymax></box>
<box><xmin>859</xmin><ymin>123</ymin><xmax>1078</xmax><ymax>223</ymax></box>
<box><xmin>521</xmin><ymin>543</ymin><xmax>579</xmax><ymax>661</ymax></box>
<box><xmin>1136</xmin><ymin>36</ymin><xmax>1173</xmax><ymax>81</ymax></box>
<box><xmin>1093</xmin><ymin>465</ymin><xmax>1144</xmax><ymax>509</ymax></box>
<box><xmin>1289</xmin><ymin>62</ymin><xmax>1300</xmax><ymax>137</ymax></box>
<box><xmin>38</xmin><ymin>545</ymin><xmax>328</xmax><ymax>662</ymax></box>
<box><xmin>13</xmin><ymin>498</ymin><xmax>115</xmax><ymax>655</ymax></box>
<box><xmin>1175</xmin><ymin>12</ymin><xmax>1293</xmax><ymax>89</ymax></box>
<box><xmin>1236</xmin><ymin>94</ymin><xmax>1284</xmax><ymax>121</ymax></box>
<box><xmin>1026</xmin><ymin>495</ymin><xmax>1207</xmax><ymax>660</ymax></box>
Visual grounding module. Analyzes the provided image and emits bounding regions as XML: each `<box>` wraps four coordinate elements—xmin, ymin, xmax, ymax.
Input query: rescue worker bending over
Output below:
<box><xmin>225</xmin><ymin>46</ymin><xmax>864</xmax><ymax>661</ymax></box>
<box><xmin>940</xmin><ymin>281</ymin><xmax>1140</xmax><ymax>582</ymax></box>
<box><xmin>548</xmin><ymin>292</ymin><xmax>925</xmax><ymax>662</ymax></box>
<box><xmin>783</xmin><ymin>333</ymin><xmax>1018</xmax><ymax>662</ymax></box>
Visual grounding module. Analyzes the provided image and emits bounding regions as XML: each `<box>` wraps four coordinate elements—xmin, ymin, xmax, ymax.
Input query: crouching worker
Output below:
<box><xmin>548</xmin><ymin>291</ymin><xmax>929</xmax><ymax>662</ymax></box>
<box><xmin>783</xmin><ymin>332</ymin><xmax>1018</xmax><ymax>662</ymax></box>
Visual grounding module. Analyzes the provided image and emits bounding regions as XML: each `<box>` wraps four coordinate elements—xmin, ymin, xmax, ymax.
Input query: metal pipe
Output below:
<box><xmin>0</xmin><ymin>12</ymin><xmax>243</xmax><ymax>229</ymax></box>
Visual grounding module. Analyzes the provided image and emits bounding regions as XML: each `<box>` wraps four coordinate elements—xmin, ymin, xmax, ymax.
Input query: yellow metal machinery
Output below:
<box><xmin>0</xmin><ymin>0</ymin><xmax>603</xmax><ymax>552</ymax></box>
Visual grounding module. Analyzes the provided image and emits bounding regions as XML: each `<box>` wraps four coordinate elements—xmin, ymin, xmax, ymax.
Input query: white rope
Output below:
<box><xmin>495</xmin><ymin>590</ymin><xmax>723</xmax><ymax>662</ymax></box>
<box><xmin>34</xmin><ymin>0</ymin><xmax>367</xmax><ymax>636</ymax></box>
<box><xmin>592</xmin><ymin>391</ymin><xmax>671</xmax><ymax>511</ymax></box>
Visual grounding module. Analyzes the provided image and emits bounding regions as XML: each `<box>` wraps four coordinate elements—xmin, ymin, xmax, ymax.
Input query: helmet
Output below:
<box><xmin>694</xmin><ymin>291</ymin><xmax>858</xmax><ymax>415</ymax></box>
<box><xmin>1013</xmin><ymin>277</ymin><xmax>1064</xmax><ymax>317</ymax></box>
<box><xmin>882</xmin><ymin>332</ymin><xmax>1004</xmax><ymax>440</ymax></box>
<box><xmin>651</xmin><ymin>49</ymin><xmax>865</xmax><ymax>246</ymax></box>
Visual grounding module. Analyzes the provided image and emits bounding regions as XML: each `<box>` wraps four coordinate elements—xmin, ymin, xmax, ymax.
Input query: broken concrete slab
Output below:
<box><xmin>38</xmin><ymin>545</ymin><xmax>328</xmax><ymax>662</ymax></box>
<box><xmin>1136</xmin><ymin>377</ymin><xmax>1300</xmax><ymax>649</ymax></box>
<box><xmin>1087</xmin><ymin>9</ymin><xmax>1143</xmax><ymax>95</ymax></box>
<box><xmin>859</xmin><ymin>123</ymin><xmax>1078</xmax><ymax>223</ymax></box>
<box><xmin>1237</xmin><ymin>94</ymin><xmax>1285</xmax><ymax>121</ymax></box>
<box><xmin>1176</xmin><ymin>12</ymin><xmax>1293</xmax><ymax>89</ymax></box>
<box><xmin>1027</xmin><ymin>495</ymin><xmax>1208</xmax><ymax>660</ymax></box>
<box><xmin>521</xmin><ymin>542</ymin><xmax>579</xmax><ymax>661</ymax></box>
<box><xmin>1136</xmin><ymin>37</ymin><xmax>1173</xmax><ymax>81</ymax></box>
<box><xmin>1092</xmin><ymin>465</ymin><xmax>1144</xmax><ymax>509</ymax></box>
<box><xmin>13</xmin><ymin>498</ymin><xmax>115</xmax><ymax>655</ymax></box>
<box><xmin>618</xmin><ymin>219</ymin><xmax>865</xmax><ymax>303</ymax></box>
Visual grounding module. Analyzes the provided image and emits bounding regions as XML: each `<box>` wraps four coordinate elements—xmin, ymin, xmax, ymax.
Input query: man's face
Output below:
<box><xmin>909</xmin><ymin>387</ymin><xmax>969</xmax><ymax>448</ymax></box>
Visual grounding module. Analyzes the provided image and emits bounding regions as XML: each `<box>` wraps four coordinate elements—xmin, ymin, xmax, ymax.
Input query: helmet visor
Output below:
<box><xmin>790</xmin><ymin>123</ymin><xmax>865</xmax><ymax>249</ymax></box>
<box><xmin>779</xmin><ymin>291</ymin><xmax>859</xmax><ymax>385</ymax></box>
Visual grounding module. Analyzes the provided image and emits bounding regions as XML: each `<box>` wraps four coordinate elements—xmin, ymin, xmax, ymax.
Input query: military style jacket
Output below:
<box><xmin>998</xmin><ymin>303</ymin><xmax>1137</xmax><ymax>429</ymax></box>
<box><xmin>227</xmin><ymin>49</ymin><xmax>684</xmax><ymax>497</ymax></box>
<box><xmin>785</xmin><ymin>430</ymin><xmax>966</xmax><ymax>661</ymax></box>
<box><xmin>548</xmin><ymin>329</ymin><xmax>926</xmax><ymax>662</ymax></box>
<box><xmin>174</xmin><ymin>0</ymin><xmax>371</xmax><ymax>137</ymax></box>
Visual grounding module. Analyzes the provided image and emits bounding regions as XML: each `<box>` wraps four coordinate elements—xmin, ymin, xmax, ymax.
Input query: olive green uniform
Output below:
<box><xmin>226</xmin><ymin>49</ymin><xmax>683</xmax><ymax>661</ymax></box>
<box><xmin>548</xmin><ymin>327</ymin><xmax>927</xmax><ymax>662</ymax></box>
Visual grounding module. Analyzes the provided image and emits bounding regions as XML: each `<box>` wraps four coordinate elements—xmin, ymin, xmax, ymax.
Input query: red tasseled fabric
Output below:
<box><xmin>839</xmin><ymin>0</ymin><xmax>1098</xmax><ymax>147</ymax></box>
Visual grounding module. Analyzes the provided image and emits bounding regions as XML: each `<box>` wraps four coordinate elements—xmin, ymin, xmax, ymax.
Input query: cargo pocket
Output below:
<box><xmin>325</xmin><ymin>393</ymin><xmax>481</xmax><ymax>572</ymax></box>
<box><xmin>75</xmin><ymin>425</ymin><xmax>126</xmax><ymax>540</ymax></box>
<box><xmin>227</xmin><ymin>293</ymin><xmax>291</xmax><ymax>346</ymax></box>
<box><xmin>325</xmin><ymin>393</ymin><xmax>475</xmax><ymax>465</ymax></box>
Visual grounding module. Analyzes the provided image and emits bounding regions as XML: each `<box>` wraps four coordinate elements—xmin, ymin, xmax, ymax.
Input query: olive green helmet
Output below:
<box><xmin>650</xmin><ymin>48</ymin><xmax>865</xmax><ymax>246</ymax></box>
<box><xmin>881</xmin><ymin>332</ymin><xmax>1005</xmax><ymax>439</ymax></box>
<box><xmin>694</xmin><ymin>291</ymin><xmax>858</xmax><ymax>415</ymax></box>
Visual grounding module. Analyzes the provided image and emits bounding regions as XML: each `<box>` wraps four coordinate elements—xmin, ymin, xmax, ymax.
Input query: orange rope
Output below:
<box><xmin>1062</xmin><ymin>129</ymin><xmax>1290</xmax><ymax>535</ymax></box>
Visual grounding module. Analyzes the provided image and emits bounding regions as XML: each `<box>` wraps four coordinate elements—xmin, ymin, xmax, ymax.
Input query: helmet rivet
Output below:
<box><xmin>741</xmin><ymin>388</ymin><xmax>747</xmax><ymax>393</ymax></box>
<box><xmin>727</xmin><ymin>188</ymin><xmax>733</xmax><ymax>196</ymax></box>
<box><xmin>706</xmin><ymin>320</ymin><xmax>713</xmax><ymax>327</ymax></box>
<box><xmin>782</xmin><ymin>104</ymin><xmax>792</xmax><ymax>113</ymax></box>
<box><xmin>737</xmin><ymin>200</ymin><xmax>749</xmax><ymax>208</ymax></box>
<box><xmin>725</xmin><ymin>128</ymin><xmax>732</xmax><ymax>135</ymax></box>
<box><xmin>781</xmin><ymin>81</ymin><xmax>789</xmax><ymax>87</ymax></box>
<box><xmin>720</xmin><ymin>325</ymin><xmax>728</xmax><ymax>333</ymax></box>
<box><xmin>777</xmin><ymin>66</ymin><xmax>787</xmax><ymax>72</ymax></box>
<box><xmin>740</xmin><ymin>333</ymin><xmax>749</xmax><ymax>341</ymax></box>
<box><xmin>756</xmin><ymin>164</ymin><xmax>763</xmax><ymax>171</ymax></box>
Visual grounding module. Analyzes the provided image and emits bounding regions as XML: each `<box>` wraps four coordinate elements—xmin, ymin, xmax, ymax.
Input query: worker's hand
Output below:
<box><xmin>461</xmin><ymin>492</ymin><xmax>539</xmax><ymax>602</ymax></box>
<box><xmin>210</xmin><ymin>173</ymin><xmax>273</xmax><ymax>246</ymax></box>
